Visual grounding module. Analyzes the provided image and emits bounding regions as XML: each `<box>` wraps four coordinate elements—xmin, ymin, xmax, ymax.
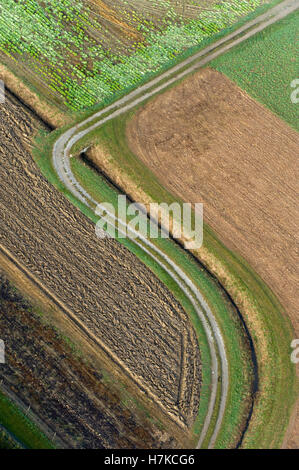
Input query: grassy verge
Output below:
<box><xmin>0</xmin><ymin>390</ymin><xmax>54</xmax><ymax>449</ymax></box>
<box><xmin>211</xmin><ymin>10</ymin><xmax>299</xmax><ymax>130</ymax></box>
<box><xmin>0</xmin><ymin>426</ymin><xmax>22</xmax><ymax>449</ymax></box>
<box><xmin>69</xmin><ymin>107</ymin><xmax>297</xmax><ymax>448</ymax></box>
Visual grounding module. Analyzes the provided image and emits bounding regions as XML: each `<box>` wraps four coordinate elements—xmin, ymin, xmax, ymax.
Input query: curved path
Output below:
<box><xmin>52</xmin><ymin>0</ymin><xmax>298</xmax><ymax>448</ymax></box>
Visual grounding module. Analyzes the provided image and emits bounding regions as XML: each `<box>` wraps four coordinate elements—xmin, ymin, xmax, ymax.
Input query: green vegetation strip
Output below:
<box><xmin>211</xmin><ymin>10</ymin><xmax>299</xmax><ymax>131</ymax></box>
<box><xmin>0</xmin><ymin>390</ymin><xmax>54</xmax><ymax>449</ymax></box>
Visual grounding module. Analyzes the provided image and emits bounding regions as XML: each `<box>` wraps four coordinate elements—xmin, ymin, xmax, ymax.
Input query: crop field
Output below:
<box><xmin>0</xmin><ymin>90</ymin><xmax>202</xmax><ymax>433</ymax></box>
<box><xmin>0</xmin><ymin>0</ymin><xmax>267</xmax><ymax>110</ymax></box>
<box><xmin>211</xmin><ymin>9</ymin><xmax>299</xmax><ymax>130</ymax></box>
<box><xmin>77</xmin><ymin>64</ymin><xmax>297</xmax><ymax>447</ymax></box>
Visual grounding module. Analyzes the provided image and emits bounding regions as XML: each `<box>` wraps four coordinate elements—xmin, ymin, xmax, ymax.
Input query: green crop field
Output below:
<box><xmin>211</xmin><ymin>10</ymin><xmax>299</xmax><ymax>130</ymax></box>
<box><xmin>0</xmin><ymin>0</ymin><xmax>266</xmax><ymax>110</ymax></box>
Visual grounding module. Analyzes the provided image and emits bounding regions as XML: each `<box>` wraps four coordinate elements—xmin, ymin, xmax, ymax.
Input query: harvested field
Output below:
<box><xmin>0</xmin><ymin>272</ymin><xmax>177</xmax><ymax>448</ymax></box>
<box><xmin>126</xmin><ymin>67</ymin><xmax>299</xmax><ymax>338</ymax></box>
<box><xmin>0</xmin><ymin>90</ymin><xmax>201</xmax><ymax>428</ymax></box>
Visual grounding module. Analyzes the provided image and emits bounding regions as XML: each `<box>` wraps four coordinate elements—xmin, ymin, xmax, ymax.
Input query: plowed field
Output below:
<box><xmin>0</xmin><ymin>90</ymin><xmax>201</xmax><ymax>428</ymax></box>
<box><xmin>127</xmin><ymin>68</ymin><xmax>299</xmax><ymax>332</ymax></box>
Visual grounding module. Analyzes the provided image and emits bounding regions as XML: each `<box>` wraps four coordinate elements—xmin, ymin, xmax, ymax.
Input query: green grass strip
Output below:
<box><xmin>0</xmin><ymin>390</ymin><xmax>54</xmax><ymax>449</ymax></box>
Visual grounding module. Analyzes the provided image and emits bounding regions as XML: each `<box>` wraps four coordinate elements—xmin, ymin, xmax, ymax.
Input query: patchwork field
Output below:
<box><xmin>0</xmin><ymin>0</ymin><xmax>297</xmax><ymax>451</ymax></box>
<box><xmin>126</xmin><ymin>67</ymin><xmax>299</xmax><ymax>333</ymax></box>
<box><xmin>0</xmin><ymin>0</ymin><xmax>267</xmax><ymax>110</ymax></box>
<box><xmin>0</xmin><ymin>90</ymin><xmax>201</xmax><ymax>433</ymax></box>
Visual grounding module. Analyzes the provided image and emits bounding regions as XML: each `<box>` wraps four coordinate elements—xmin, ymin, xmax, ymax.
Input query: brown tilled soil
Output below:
<box><xmin>127</xmin><ymin>68</ymin><xmax>299</xmax><ymax>331</ymax></box>
<box><xmin>126</xmin><ymin>67</ymin><xmax>299</xmax><ymax>447</ymax></box>
<box><xmin>0</xmin><ymin>272</ymin><xmax>177</xmax><ymax>449</ymax></box>
<box><xmin>0</xmin><ymin>90</ymin><xmax>201</xmax><ymax>434</ymax></box>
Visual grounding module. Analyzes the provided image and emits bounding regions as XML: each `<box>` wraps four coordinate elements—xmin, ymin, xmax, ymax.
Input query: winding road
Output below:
<box><xmin>52</xmin><ymin>0</ymin><xmax>298</xmax><ymax>448</ymax></box>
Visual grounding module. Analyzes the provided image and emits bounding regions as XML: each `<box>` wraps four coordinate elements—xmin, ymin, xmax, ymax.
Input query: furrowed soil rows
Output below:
<box><xmin>0</xmin><ymin>272</ymin><xmax>178</xmax><ymax>448</ymax></box>
<box><xmin>126</xmin><ymin>68</ymin><xmax>299</xmax><ymax>330</ymax></box>
<box><xmin>0</xmin><ymin>90</ymin><xmax>201</xmax><ymax>427</ymax></box>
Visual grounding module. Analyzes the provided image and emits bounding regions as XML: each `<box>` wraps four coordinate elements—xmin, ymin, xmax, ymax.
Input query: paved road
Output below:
<box><xmin>52</xmin><ymin>0</ymin><xmax>298</xmax><ymax>448</ymax></box>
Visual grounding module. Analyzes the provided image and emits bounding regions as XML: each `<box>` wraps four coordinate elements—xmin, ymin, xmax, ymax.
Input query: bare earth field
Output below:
<box><xmin>0</xmin><ymin>63</ymin><xmax>69</xmax><ymax>128</ymax></box>
<box><xmin>0</xmin><ymin>272</ymin><xmax>176</xmax><ymax>449</ymax></box>
<box><xmin>0</xmin><ymin>91</ymin><xmax>201</xmax><ymax>431</ymax></box>
<box><xmin>127</xmin><ymin>67</ymin><xmax>299</xmax><ymax>333</ymax></box>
